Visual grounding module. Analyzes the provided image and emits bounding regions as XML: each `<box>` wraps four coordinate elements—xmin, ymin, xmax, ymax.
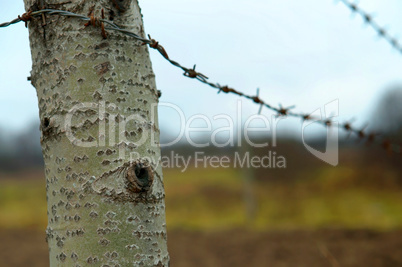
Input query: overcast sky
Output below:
<box><xmin>0</xmin><ymin>0</ymin><xmax>401</xmax><ymax>140</ymax></box>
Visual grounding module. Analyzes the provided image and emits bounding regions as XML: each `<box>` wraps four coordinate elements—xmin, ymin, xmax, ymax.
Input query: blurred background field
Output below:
<box><xmin>0</xmin><ymin>139</ymin><xmax>401</xmax><ymax>266</ymax></box>
<box><xmin>1</xmin><ymin>148</ymin><xmax>401</xmax><ymax>231</ymax></box>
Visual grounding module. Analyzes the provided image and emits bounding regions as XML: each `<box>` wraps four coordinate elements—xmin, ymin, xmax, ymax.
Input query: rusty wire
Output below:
<box><xmin>0</xmin><ymin>8</ymin><xmax>401</xmax><ymax>155</ymax></box>
<box><xmin>338</xmin><ymin>0</ymin><xmax>402</xmax><ymax>54</ymax></box>
<box><xmin>84</xmin><ymin>9</ymin><xmax>107</xmax><ymax>39</ymax></box>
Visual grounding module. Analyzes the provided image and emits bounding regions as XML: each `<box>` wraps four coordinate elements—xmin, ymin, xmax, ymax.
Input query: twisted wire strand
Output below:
<box><xmin>0</xmin><ymin>8</ymin><xmax>400</xmax><ymax>155</ymax></box>
<box><xmin>339</xmin><ymin>0</ymin><xmax>402</xmax><ymax>54</ymax></box>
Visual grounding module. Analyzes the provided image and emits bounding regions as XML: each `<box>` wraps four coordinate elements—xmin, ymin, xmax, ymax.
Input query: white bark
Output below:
<box><xmin>23</xmin><ymin>0</ymin><xmax>169</xmax><ymax>266</ymax></box>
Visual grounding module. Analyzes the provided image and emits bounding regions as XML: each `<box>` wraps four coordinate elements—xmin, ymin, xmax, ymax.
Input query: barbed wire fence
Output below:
<box><xmin>0</xmin><ymin>5</ymin><xmax>401</xmax><ymax>156</ymax></box>
<box><xmin>339</xmin><ymin>0</ymin><xmax>402</xmax><ymax>54</ymax></box>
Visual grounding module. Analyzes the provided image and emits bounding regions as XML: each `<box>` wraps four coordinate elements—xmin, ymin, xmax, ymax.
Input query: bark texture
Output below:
<box><xmin>23</xmin><ymin>0</ymin><xmax>169</xmax><ymax>266</ymax></box>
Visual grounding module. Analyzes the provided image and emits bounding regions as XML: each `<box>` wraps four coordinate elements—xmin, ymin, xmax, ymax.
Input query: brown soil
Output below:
<box><xmin>0</xmin><ymin>229</ymin><xmax>401</xmax><ymax>267</ymax></box>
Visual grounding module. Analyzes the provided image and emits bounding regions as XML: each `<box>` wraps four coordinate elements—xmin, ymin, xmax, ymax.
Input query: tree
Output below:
<box><xmin>23</xmin><ymin>0</ymin><xmax>169</xmax><ymax>265</ymax></box>
<box><xmin>370</xmin><ymin>86</ymin><xmax>402</xmax><ymax>140</ymax></box>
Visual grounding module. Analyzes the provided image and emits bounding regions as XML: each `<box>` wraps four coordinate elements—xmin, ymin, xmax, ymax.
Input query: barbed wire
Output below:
<box><xmin>0</xmin><ymin>8</ymin><xmax>400</xmax><ymax>156</ymax></box>
<box><xmin>338</xmin><ymin>0</ymin><xmax>402</xmax><ymax>54</ymax></box>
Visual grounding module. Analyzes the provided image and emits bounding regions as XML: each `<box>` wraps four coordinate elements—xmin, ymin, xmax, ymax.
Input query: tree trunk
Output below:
<box><xmin>23</xmin><ymin>0</ymin><xmax>169</xmax><ymax>266</ymax></box>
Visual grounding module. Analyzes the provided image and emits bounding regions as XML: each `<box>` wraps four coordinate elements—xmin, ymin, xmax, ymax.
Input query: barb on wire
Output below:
<box><xmin>278</xmin><ymin>104</ymin><xmax>296</xmax><ymax>117</ymax></box>
<box><xmin>183</xmin><ymin>64</ymin><xmax>209</xmax><ymax>82</ymax></box>
<box><xmin>338</xmin><ymin>0</ymin><xmax>402</xmax><ymax>54</ymax></box>
<box><xmin>143</xmin><ymin>34</ymin><xmax>169</xmax><ymax>60</ymax></box>
<box><xmin>84</xmin><ymin>9</ymin><xmax>107</xmax><ymax>39</ymax></box>
<box><xmin>0</xmin><ymin>8</ymin><xmax>401</xmax><ymax>156</ymax></box>
<box><xmin>17</xmin><ymin>10</ymin><xmax>33</xmax><ymax>28</ymax></box>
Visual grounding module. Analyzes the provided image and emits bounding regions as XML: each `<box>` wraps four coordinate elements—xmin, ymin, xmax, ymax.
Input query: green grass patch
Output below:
<box><xmin>0</xmin><ymin>179</ymin><xmax>47</xmax><ymax>230</ymax></box>
<box><xmin>164</xmin><ymin>167</ymin><xmax>402</xmax><ymax>231</ymax></box>
<box><xmin>0</xmin><ymin>166</ymin><xmax>401</xmax><ymax>231</ymax></box>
